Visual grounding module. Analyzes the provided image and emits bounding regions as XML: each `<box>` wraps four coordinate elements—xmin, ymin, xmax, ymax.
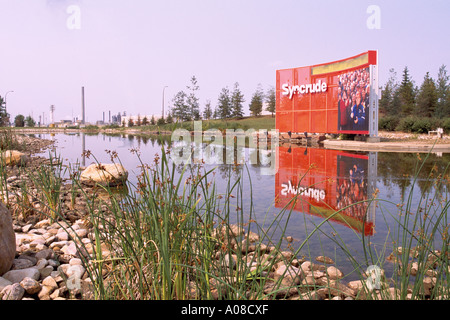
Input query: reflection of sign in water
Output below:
<box><xmin>336</xmin><ymin>154</ymin><xmax>369</xmax><ymax>222</ymax></box>
<box><xmin>280</xmin><ymin>181</ymin><xmax>325</xmax><ymax>201</ymax></box>
<box><xmin>275</xmin><ymin>146</ymin><xmax>376</xmax><ymax>236</ymax></box>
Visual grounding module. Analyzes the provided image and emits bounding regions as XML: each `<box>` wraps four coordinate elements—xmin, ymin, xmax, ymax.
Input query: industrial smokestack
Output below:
<box><xmin>50</xmin><ymin>105</ymin><xmax>55</xmax><ymax>124</ymax></box>
<box><xmin>81</xmin><ymin>86</ymin><xmax>85</xmax><ymax>124</ymax></box>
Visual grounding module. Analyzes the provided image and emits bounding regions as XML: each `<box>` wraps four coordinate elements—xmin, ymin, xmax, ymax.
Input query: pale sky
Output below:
<box><xmin>1</xmin><ymin>0</ymin><xmax>449</xmax><ymax>123</ymax></box>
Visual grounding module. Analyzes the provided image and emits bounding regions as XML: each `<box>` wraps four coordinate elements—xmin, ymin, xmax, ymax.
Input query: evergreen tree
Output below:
<box><xmin>249</xmin><ymin>84</ymin><xmax>264</xmax><ymax>117</ymax></box>
<box><xmin>379</xmin><ymin>68</ymin><xmax>400</xmax><ymax>116</ymax></box>
<box><xmin>128</xmin><ymin>118</ymin><xmax>134</xmax><ymax>127</ymax></box>
<box><xmin>231</xmin><ymin>82</ymin><xmax>245</xmax><ymax>118</ymax></box>
<box><xmin>265</xmin><ymin>86</ymin><xmax>276</xmax><ymax>117</ymax></box>
<box><xmin>150</xmin><ymin>115</ymin><xmax>156</xmax><ymax>125</ymax></box>
<box><xmin>136</xmin><ymin>114</ymin><xmax>142</xmax><ymax>126</ymax></box>
<box><xmin>203</xmin><ymin>99</ymin><xmax>213</xmax><ymax>120</ymax></box>
<box><xmin>416</xmin><ymin>72</ymin><xmax>437</xmax><ymax>117</ymax></box>
<box><xmin>213</xmin><ymin>106</ymin><xmax>220</xmax><ymax>119</ymax></box>
<box><xmin>217</xmin><ymin>87</ymin><xmax>232</xmax><ymax>119</ymax></box>
<box><xmin>398</xmin><ymin>66</ymin><xmax>416</xmax><ymax>116</ymax></box>
<box><xmin>142</xmin><ymin>116</ymin><xmax>149</xmax><ymax>125</ymax></box>
<box><xmin>166</xmin><ymin>112</ymin><xmax>173</xmax><ymax>124</ymax></box>
<box><xmin>157</xmin><ymin>117</ymin><xmax>165</xmax><ymax>125</ymax></box>
<box><xmin>172</xmin><ymin>91</ymin><xmax>189</xmax><ymax>122</ymax></box>
<box><xmin>186</xmin><ymin>76</ymin><xmax>200</xmax><ymax>120</ymax></box>
<box><xmin>435</xmin><ymin>64</ymin><xmax>450</xmax><ymax>118</ymax></box>
<box><xmin>0</xmin><ymin>96</ymin><xmax>9</xmax><ymax>127</ymax></box>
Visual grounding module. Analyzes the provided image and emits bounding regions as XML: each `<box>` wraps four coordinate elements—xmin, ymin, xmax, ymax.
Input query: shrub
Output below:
<box><xmin>442</xmin><ymin>118</ymin><xmax>450</xmax><ymax>133</ymax></box>
<box><xmin>379</xmin><ymin>116</ymin><xmax>400</xmax><ymax>131</ymax></box>
<box><xmin>395</xmin><ymin>116</ymin><xmax>417</xmax><ymax>132</ymax></box>
<box><xmin>411</xmin><ymin>117</ymin><xmax>432</xmax><ymax>134</ymax></box>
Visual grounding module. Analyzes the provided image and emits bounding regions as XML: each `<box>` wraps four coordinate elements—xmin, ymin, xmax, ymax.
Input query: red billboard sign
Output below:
<box><xmin>276</xmin><ymin>51</ymin><xmax>378</xmax><ymax>136</ymax></box>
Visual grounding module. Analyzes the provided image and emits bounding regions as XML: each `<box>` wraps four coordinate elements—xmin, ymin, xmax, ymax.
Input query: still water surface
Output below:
<box><xmin>32</xmin><ymin>132</ymin><xmax>449</xmax><ymax>279</ymax></box>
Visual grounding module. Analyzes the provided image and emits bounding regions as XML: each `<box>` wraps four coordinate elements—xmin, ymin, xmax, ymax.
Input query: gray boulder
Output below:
<box><xmin>0</xmin><ymin>202</ymin><xmax>16</xmax><ymax>275</ymax></box>
<box><xmin>2</xmin><ymin>267</ymin><xmax>40</xmax><ymax>284</ymax></box>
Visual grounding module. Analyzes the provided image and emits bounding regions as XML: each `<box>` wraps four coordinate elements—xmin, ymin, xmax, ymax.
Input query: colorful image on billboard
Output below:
<box><xmin>337</xmin><ymin>67</ymin><xmax>370</xmax><ymax>133</ymax></box>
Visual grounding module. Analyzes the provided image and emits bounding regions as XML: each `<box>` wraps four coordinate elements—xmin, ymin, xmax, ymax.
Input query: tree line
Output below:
<box><xmin>170</xmin><ymin>76</ymin><xmax>276</xmax><ymax>122</ymax></box>
<box><xmin>2</xmin><ymin>66</ymin><xmax>448</xmax><ymax>132</ymax></box>
<box><xmin>379</xmin><ymin>65</ymin><xmax>450</xmax><ymax>132</ymax></box>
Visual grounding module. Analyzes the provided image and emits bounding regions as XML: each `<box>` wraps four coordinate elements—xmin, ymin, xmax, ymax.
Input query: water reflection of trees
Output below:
<box><xmin>103</xmin><ymin>133</ymin><xmax>172</xmax><ymax>149</ymax></box>
<box><xmin>377</xmin><ymin>152</ymin><xmax>450</xmax><ymax>198</ymax></box>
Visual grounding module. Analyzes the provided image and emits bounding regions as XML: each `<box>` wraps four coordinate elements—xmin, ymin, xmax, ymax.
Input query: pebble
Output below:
<box><xmin>20</xmin><ymin>277</ymin><xmax>41</xmax><ymax>294</ymax></box>
<box><xmin>0</xmin><ymin>277</ymin><xmax>13</xmax><ymax>291</ymax></box>
<box><xmin>12</xmin><ymin>258</ymin><xmax>35</xmax><ymax>270</ymax></box>
<box><xmin>1</xmin><ymin>283</ymin><xmax>25</xmax><ymax>300</ymax></box>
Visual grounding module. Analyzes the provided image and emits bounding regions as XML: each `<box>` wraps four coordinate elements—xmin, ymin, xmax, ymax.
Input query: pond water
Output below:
<box><xmin>31</xmin><ymin>132</ymin><xmax>449</xmax><ymax>280</ymax></box>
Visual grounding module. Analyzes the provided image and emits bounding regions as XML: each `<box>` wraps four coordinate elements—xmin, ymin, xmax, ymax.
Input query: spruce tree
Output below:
<box><xmin>0</xmin><ymin>96</ymin><xmax>9</xmax><ymax>127</ymax></box>
<box><xmin>249</xmin><ymin>84</ymin><xmax>264</xmax><ymax>117</ymax></box>
<box><xmin>231</xmin><ymin>82</ymin><xmax>245</xmax><ymax>118</ymax></box>
<box><xmin>435</xmin><ymin>64</ymin><xmax>450</xmax><ymax>118</ymax></box>
<box><xmin>379</xmin><ymin>68</ymin><xmax>400</xmax><ymax>116</ymax></box>
<box><xmin>186</xmin><ymin>76</ymin><xmax>200</xmax><ymax>120</ymax></box>
<box><xmin>416</xmin><ymin>72</ymin><xmax>437</xmax><ymax>118</ymax></box>
<box><xmin>172</xmin><ymin>91</ymin><xmax>189</xmax><ymax>122</ymax></box>
<box><xmin>217</xmin><ymin>87</ymin><xmax>232</xmax><ymax>119</ymax></box>
<box><xmin>265</xmin><ymin>86</ymin><xmax>276</xmax><ymax>117</ymax></box>
<box><xmin>203</xmin><ymin>100</ymin><xmax>213</xmax><ymax>120</ymax></box>
<box><xmin>398</xmin><ymin>67</ymin><xmax>416</xmax><ymax>116</ymax></box>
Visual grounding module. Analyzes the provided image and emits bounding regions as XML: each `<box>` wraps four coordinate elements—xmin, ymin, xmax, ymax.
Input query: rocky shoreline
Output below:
<box><xmin>0</xmin><ymin>134</ymin><xmax>448</xmax><ymax>301</ymax></box>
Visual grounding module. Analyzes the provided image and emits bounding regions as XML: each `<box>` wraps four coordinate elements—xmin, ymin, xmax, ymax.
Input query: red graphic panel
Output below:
<box><xmin>276</xmin><ymin>51</ymin><xmax>377</xmax><ymax>135</ymax></box>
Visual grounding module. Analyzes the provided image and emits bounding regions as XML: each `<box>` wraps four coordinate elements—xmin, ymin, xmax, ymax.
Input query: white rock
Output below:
<box><xmin>274</xmin><ymin>264</ymin><xmax>302</xmax><ymax>285</ymax></box>
<box><xmin>69</xmin><ymin>258</ymin><xmax>83</xmax><ymax>266</ymax></box>
<box><xmin>61</xmin><ymin>242</ymin><xmax>78</xmax><ymax>256</ymax></box>
<box><xmin>80</xmin><ymin>163</ymin><xmax>128</xmax><ymax>187</ymax></box>
<box><xmin>42</xmin><ymin>276</ymin><xmax>58</xmax><ymax>289</ymax></box>
<box><xmin>38</xmin><ymin>285</ymin><xmax>54</xmax><ymax>300</ymax></box>
<box><xmin>326</xmin><ymin>266</ymin><xmax>344</xmax><ymax>280</ymax></box>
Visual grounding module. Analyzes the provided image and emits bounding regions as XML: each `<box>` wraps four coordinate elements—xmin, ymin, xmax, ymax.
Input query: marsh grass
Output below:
<box><xmin>3</xmin><ymin>135</ymin><xmax>449</xmax><ymax>300</ymax></box>
<box><xmin>26</xmin><ymin>152</ymin><xmax>66</xmax><ymax>221</ymax></box>
<box><xmin>309</xmin><ymin>151</ymin><xmax>450</xmax><ymax>300</ymax></box>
